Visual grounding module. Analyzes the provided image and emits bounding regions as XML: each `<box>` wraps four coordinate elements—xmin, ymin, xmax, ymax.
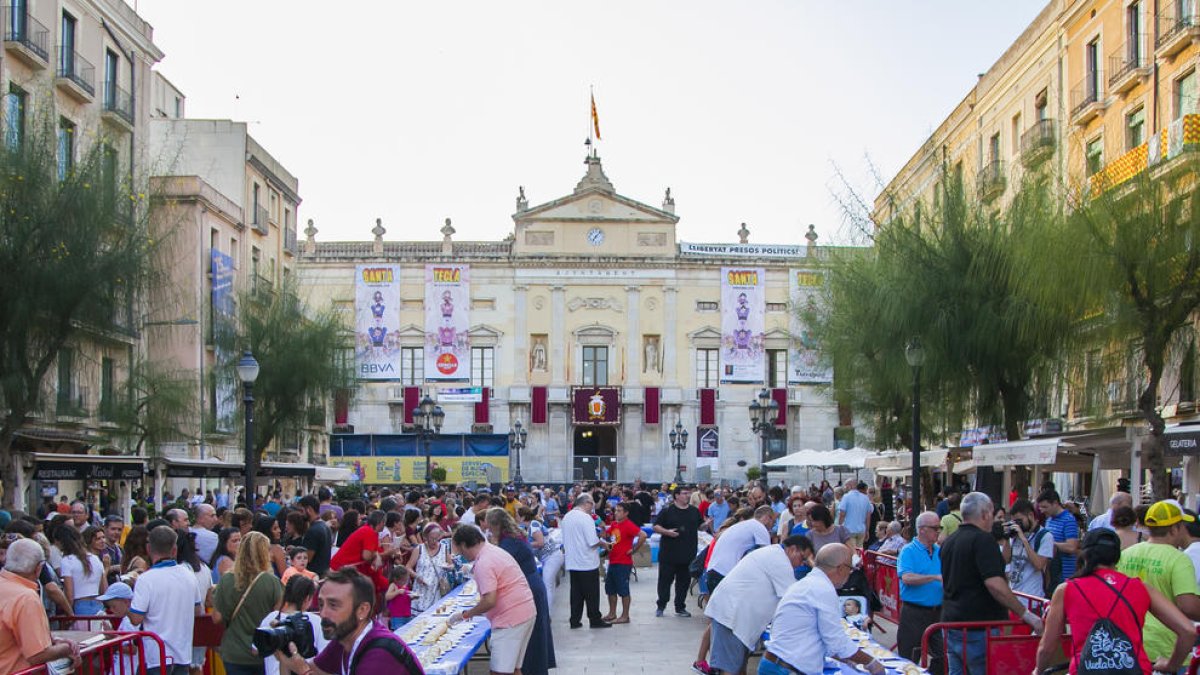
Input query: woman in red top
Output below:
<box><xmin>1035</xmin><ymin>528</ymin><xmax>1194</xmax><ymax>675</ymax></box>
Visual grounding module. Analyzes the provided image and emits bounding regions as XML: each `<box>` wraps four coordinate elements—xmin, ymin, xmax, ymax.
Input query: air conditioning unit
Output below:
<box><xmin>332</xmin><ymin>424</ymin><xmax>354</xmax><ymax>434</ymax></box>
<box><xmin>472</xmin><ymin>424</ymin><xmax>493</xmax><ymax>434</ymax></box>
<box><xmin>401</xmin><ymin>423</ymin><xmax>417</xmax><ymax>433</ymax></box>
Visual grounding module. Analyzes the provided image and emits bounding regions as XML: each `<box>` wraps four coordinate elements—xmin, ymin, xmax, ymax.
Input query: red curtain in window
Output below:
<box><xmin>772</xmin><ymin>388</ymin><xmax>788</xmax><ymax>426</ymax></box>
<box><xmin>333</xmin><ymin>389</ymin><xmax>349</xmax><ymax>425</ymax></box>
<box><xmin>644</xmin><ymin>387</ymin><xmax>660</xmax><ymax>424</ymax></box>
<box><xmin>403</xmin><ymin>386</ymin><xmax>420</xmax><ymax>424</ymax></box>
<box><xmin>474</xmin><ymin>387</ymin><xmax>490</xmax><ymax>424</ymax></box>
<box><xmin>700</xmin><ymin>388</ymin><xmax>716</xmax><ymax>426</ymax></box>
<box><xmin>532</xmin><ymin>386</ymin><xmax>548</xmax><ymax>424</ymax></box>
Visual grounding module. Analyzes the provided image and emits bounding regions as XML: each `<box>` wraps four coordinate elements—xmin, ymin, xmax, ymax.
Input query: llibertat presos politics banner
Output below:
<box><xmin>720</xmin><ymin>266</ymin><xmax>766</xmax><ymax>383</ymax></box>
<box><xmin>425</xmin><ymin>264</ymin><xmax>470</xmax><ymax>381</ymax></box>
<box><xmin>788</xmin><ymin>268</ymin><xmax>834</xmax><ymax>384</ymax></box>
<box><xmin>355</xmin><ymin>264</ymin><xmax>402</xmax><ymax>379</ymax></box>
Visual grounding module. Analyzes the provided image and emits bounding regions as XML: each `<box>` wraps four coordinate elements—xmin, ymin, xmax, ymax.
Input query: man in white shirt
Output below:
<box><xmin>1002</xmin><ymin>500</ymin><xmax>1054</xmax><ymax>600</ymax></box>
<box><xmin>877</xmin><ymin>521</ymin><xmax>908</xmax><ymax>555</ymax></box>
<box><xmin>704</xmin><ymin>505</ymin><xmax>775</xmax><ymax>593</ymax></box>
<box><xmin>704</xmin><ymin>535</ymin><xmax>814</xmax><ymax>675</ymax></box>
<box><xmin>1088</xmin><ymin>491</ymin><xmax>1132</xmax><ymax>532</ymax></box>
<box><xmin>191</xmin><ymin>504</ymin><xmax>219</xmax><ymax>565</ymax></box>
<box><xmin>761</xmin><ymin>544</ymin><xmax>885</xmax><ymax>675</ymax></box>
<box><xmin>560</xmin><ymin>493</ymin><xmax>611</xmax><ymax>629</ymax></box>
<box><xmin>128</xmin><ymin>526</ymin><xmax>203</xmax><ymax>675</ymax></box>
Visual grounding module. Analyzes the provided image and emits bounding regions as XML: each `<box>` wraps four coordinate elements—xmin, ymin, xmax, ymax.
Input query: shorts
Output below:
<box><xmin>605</xmin><ymin>563</ymin><xmax>632</xmax><ymax>597</ymax></box>
<box><xmin>490</xmin><ymin>617</ymin><xmax>535</xmax><ymax>672</ymax></box>
<box><xmin>710</xmin><ymin>619</ymin><xmax>751</xmax><ymax>673</ymax></box>
<box><xmin>389</xmin><ymin>616</ymin><xmax>411</xmax><ymax>630</ymax></box>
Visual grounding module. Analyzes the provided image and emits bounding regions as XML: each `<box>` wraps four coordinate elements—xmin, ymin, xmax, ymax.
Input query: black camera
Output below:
<box><xmin>990</xmin><ymin>521</ymin><xmax>1008</xmax><ymax>542</ymax></box>
<box><xmin>252</xmin><ymin>612</ymin><xmax>316</xmax><ymax>659</ymax></box>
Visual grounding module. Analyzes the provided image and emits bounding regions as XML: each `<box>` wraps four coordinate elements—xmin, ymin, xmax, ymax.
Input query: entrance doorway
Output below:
<box><xmin>574</xmin><ymin>426</ymin><xmax>617</xmax><ymax>481</ymax></box>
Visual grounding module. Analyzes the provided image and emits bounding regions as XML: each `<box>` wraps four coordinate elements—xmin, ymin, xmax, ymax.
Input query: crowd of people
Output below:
<box><xmin>2</xmin><ymin>476</ymin><xmax>1198</xmax><ymax>675</ymax></box>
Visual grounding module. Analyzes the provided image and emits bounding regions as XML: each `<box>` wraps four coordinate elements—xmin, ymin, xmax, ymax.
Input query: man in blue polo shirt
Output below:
<box><xmin>897</xmin><ymin>511</ymin><xmax>944</xmax><ymax>675</ymax></box>
<box><xmin>1036</xmin><ymin>489</ymin><xmax>1078</xmax><ymax>590</ymax></box>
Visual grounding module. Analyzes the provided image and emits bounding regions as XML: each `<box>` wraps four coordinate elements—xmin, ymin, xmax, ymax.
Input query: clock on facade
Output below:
<box><xmin>587</xmin><ymin>228</ymin><xmax>605</xmax><ymax>246</ymax></box>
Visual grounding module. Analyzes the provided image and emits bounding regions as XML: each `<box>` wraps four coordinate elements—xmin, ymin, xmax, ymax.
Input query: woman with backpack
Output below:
<box><xmin>1035</xmin><ymin>528</ymin><xmax>1194</xmax><ymax>675</ymax></box>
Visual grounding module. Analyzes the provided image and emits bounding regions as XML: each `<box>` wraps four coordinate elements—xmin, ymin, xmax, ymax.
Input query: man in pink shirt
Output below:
<box><xmin>449</xmin><ymin>526</ymin><xmax>535</xmax><ymax>675</ymax></box>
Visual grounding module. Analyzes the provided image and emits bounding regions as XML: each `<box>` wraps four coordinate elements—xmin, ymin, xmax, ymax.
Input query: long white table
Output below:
<box><xmin>397</xmin><ymin>581</ymin><xmax>491</xmax><ymax>675</ymax></box>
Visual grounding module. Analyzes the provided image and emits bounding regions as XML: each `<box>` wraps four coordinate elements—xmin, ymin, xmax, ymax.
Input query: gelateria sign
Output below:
<box><xmin>571</xmin><ymin>387</ymin><xmax>621</xmax><ymax>425</ymax></box>
<box><xmin>679</xmin><ymin>242</ymin><xmax>807</xmax><ymax>258</ymax></box>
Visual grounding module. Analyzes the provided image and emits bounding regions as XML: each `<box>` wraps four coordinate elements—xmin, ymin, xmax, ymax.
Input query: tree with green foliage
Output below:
<box><xmin>1026</xmin><ymin>166</ymin><xmax>1200</xmax><ymax>500</ymax></box>
<box><xmin>216</xmin><ymin>278</ymin><xmax>351</xmax><ymax>458</ymax></box>
<box><xmin>0</xmin><ymin>117</ymin><xmax>159</xmax><ymax>507</ymax></box>
<box><xmin>107</xmin><ymin>360</ymin><xmax>196</xmax><ymax>458</ymax></box>
<box><xmin>814</xmin><ymin>173</ymin><xmax>1069</xmax><ymax>503</ymax></box>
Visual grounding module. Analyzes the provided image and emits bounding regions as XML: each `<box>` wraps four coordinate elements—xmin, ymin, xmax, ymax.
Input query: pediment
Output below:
<box><xmin>688</xmin><ymin>326</ymin><xmax>722</xmax><ymax>341</ymax></box>
<box><xmin>517</xmin><ymin>190</ymin><xmax>678</xmax><ymax>225</ymax></box>
<box><xmin>467</xmin><ymin>324</ymin><xmax>504</xmax><ymax>340</ymax></box>
<box><xmin>396</xmin><ymin>324</ymin><xmax>426</xmax><ymax>338</ymax></box>
<box><xmin>764</xmin><ymin>327</ymin><xmax>791</xmax><ymax>340</ymax></box>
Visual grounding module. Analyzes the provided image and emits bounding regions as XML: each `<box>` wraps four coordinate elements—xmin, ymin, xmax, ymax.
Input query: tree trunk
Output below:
<box><xmin>1139</xmin><ymin>349</ymin><xmax>1169</xmax><ymax>501</ymax></box>
<box><xmin>999</xmin><ymin>381</ymin><xmax>1030</xmax><ymax>501</ymax></box>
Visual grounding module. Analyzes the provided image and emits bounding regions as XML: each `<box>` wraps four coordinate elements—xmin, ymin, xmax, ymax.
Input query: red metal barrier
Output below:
<box><xmin>920</xmin><ymin>620</ymin><xmax>1040</xmax><ymax>675</ymax></box>
<box><xmin>862</xmin><ymin>550</ymin><xmax>902</xmax><ymax>625</ymax></box>
<box><xmin>14</xmin><ymin>630</ymin><xmax>168</xmax><ymax>675</ymax></box>
<box><xmin>49</xmin><ymin>614</ymin><xmax>120</xmax><ymax>632</ymax></box>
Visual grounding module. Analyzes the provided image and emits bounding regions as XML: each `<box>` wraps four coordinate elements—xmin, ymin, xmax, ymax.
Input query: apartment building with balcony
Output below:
<box><xmin>148</xmin><ymin>114</ymin><xmax>313</xmax><ymax>497</ymax></box>
<box><xmin>875</xmin><ymin>0</ymin><xmax>1200</xmax><ymax>502</ymax></box>
<box><xmin>1</xmin><ymin>0</ymin><xmax>168</xmax><ymax>511</ymax></box>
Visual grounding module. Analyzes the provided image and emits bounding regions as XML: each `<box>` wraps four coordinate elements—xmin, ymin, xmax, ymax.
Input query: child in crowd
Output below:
<box><xmin>842</xmin><ymin>598</ymin><xmax>867</xmax><ymax>630</ymax></box>
<box><xmin>385</xmin><ymin>565</ymin><xmax>415</xmax><ymax>630</ymax></box>
<box><xmin>281</xmin><ymin>547</ymin><xmax>318</xmax><ymax>585</ymax></box>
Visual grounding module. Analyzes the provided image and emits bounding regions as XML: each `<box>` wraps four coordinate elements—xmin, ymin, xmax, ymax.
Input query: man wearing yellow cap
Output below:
<box><xmin>1117</xmin><ymin>499</ymin><xmax>1200</xmax><ymax>662</ymax></box>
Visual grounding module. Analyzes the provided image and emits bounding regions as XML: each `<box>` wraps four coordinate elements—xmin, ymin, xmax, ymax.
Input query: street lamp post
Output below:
<box><xmin>669</xmin><ymin>420</ymin><xmax>689</xmax><ymax>484</ymax></box>
<box><xmin>905</xmin><ymin>337</ymin><xmax>925</xmax><ymax>516</ymax></box>
<box><xmin>509</xmin><ymin>419</ymin><xmax>528</xmax><ymax>485</ymax></box>
<box><xmin>749</xmin><ymin>388</ymin><xmax>779</xmax><ymax>480</ymax></box>
<box><xmin>236</xmin><ymin>350</ymin><xmax>260</xmax><ymax>508</ymax></box>
<box><xmin>412</xmin><ymin>395</ymin><xmax>444</xmax><ymax>485</ymax></box>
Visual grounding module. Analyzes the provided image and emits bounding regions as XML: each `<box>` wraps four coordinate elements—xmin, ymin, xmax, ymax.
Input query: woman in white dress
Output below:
<box><xmin>406</xmin><ymin>523</ymin><xmax>451</xmax><ymax>612</ymax></box>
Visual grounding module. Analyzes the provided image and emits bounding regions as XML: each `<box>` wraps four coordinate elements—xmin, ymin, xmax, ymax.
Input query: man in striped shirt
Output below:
<box><xmin>1035</xmin><ymin>489</ymin><xmax>1079</xmax><ymax>585</ymax></box>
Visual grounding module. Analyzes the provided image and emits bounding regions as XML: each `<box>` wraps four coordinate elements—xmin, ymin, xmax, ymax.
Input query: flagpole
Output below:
<box><xmin>588</xmin><ymin>85</ymin><xmax>595</xmax><ymax>158</ymax></box>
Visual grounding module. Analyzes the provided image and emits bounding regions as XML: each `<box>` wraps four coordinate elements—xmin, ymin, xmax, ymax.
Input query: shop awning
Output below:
<box><xmin>863</xmin><ymin>449</ymin><xmax>950</xmax><ymax>471</ymax></box>
<box><xmin>31</xmin><ymin>453</ymin><xmax>146</xmax><ymax>481</ymax></box>
<box><xmin>161</xmin><ymin>457</ymin><xmax>317</xmax><ymax>479</ymax></box>
<box><xmin>314</xmin><ymin>465</ymin><xmax>354</xmax><ymax>484</ymax></box>
<box><xmin>972</xmin><ymin>439</ymin><xmax>1068</xmax><ymax>467</ymax></box>
<box><xmin>1164</xmin><ymin>424</ymin><xmax>1200</xmax><ymax>455</ymax></box>
<box><xmin>953</xmin><ymin>459</ymin><xmax>977</xmax><ymax>474</ymax></box>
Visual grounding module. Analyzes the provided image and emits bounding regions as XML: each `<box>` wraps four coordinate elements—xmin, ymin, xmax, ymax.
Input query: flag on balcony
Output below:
<box><xmin>772</xmin><ymin>388</ymin><xmax>788</xmax><ymax>426</ymax></box>
<box><xmin>644</xmin><ymin>387</ymin><xmax>660</xmax><ymax>424</ymax></box>
<box><xmin>700</xmin><ymin>388</ymin><xmax>716</xmax><ymax>426</ymax></box>
<box><xmin>591</xmin><ymin>91</ymin><xmax>601</xmax><ymax>140</ymax></box>
<box><xmin>474</xmin><ymin>387</ymin><xmax>490</xmax><ymax>424</ymax></box>
<box><xmin>532</xmin><ymin>386</ymin><xmax>548</xmax><ymax>424</ymax></box>
<box><xmin>403</xmin><ymin>386</ymin><xmax>420</xmax><ymax>425</ymax></box>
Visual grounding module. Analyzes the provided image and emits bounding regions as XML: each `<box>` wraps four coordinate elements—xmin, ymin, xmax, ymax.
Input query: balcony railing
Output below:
<box><xmin>3</xmin><ymin>6</ymin><xmax>48</xmax><ymax>64</ymax></box>
<box><xmin>976</xmin><ymin>159</ymin><xmax>1006</xmax><ymax>202</ymax></box>
<box><xmin>56</xmin><ymin>46</ymin><xmax>95</xmax><ymax>97</ymax></box>
<box><xmin>1108</xmin><ymin>35</ymin><xmax>1148</xmax><ymax>93</ymax></box>
<box><xmin>253</xmin><ymin>204</ymin><xmax>269</xmax><ymax>234</ymax></box>
<box><xmin>283</xmin><ymin>226</ymin><xmax>297</xmax><ymax>256</ymax></box>
<box><xmin>1070</xmin><ymin>76</ymin><xmax>1104</xmax><ymax>124</ymax></box>
<box><xmin>1088</xmin><ymin>113</ymin><xmax>1200</xmax><ymax>195</ymax></box>
<box><xmin>1157</xmin><ymin>12</ymin><xmax>1199</xmax><ymax>57</ymax></box>
<box><xmin>1020</xmin><ymin>118</ymin><xmax>1057</xmax><ymax>164</ymax></box>
<box><xmin>102</xmin><ymin>83</ymin><xmax>133</xmax><ymax>127</ymax></box>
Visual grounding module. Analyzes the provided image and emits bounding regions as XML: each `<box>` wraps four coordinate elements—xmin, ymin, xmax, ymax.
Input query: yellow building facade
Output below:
<box><xmin>297</xmin><ymin>154</ymin><xmax>850</xmax><ymax>485</ymax></box>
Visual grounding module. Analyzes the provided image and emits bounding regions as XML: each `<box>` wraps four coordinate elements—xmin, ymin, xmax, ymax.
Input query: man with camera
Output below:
<box><xmin>1000</xmin><ymin>500</ymin><xmax>1053</xmax><ymax>601</ymax></box>
<box><xmin>275</xmin><ymin>567</ymin><xmax>420</xmax><ymax>675</ymax></box>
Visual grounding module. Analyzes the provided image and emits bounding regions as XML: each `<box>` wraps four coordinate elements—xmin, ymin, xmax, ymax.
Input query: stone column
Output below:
<box><xmin>513</xmin><ymin>286</ymin><xmax>528</xmax><ymax>386</ymax></box>
<box><xmin>663</xmin><ymin>287</ymin><xmax>679</xmax><ymax>387</ymax></box>
<box><xmin>551</xmin><ymin>286</ymin><xmax>566</xmax><ymax>386</ymax></box>
<box><xmin>626</xmin><ymin>286</ymin><xmax>641</xmax><ymax>386</ymax></box>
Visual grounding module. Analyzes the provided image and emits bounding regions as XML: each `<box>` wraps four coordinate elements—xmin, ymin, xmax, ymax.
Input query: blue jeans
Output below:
<box><xmin>146</xmin><ymin>667</ymin><xmax>189</xmax><ymax>675</ymax></box>
<box><xmin>946</xmin><ymin>628</ymin><xmax>995</xmax><ymax>675</ymax></box>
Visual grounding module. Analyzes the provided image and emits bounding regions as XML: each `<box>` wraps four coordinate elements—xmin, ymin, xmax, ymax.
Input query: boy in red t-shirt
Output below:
<box><xmin>602</xmin><ymin>502</ymin><xmax>645</xmax><ymax>624</ymax></box>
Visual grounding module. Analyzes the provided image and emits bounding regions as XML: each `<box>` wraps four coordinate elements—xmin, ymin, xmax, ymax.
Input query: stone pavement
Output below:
<box><xmin>548</xmin><ymin>562</ymin><xmax>710</xmax><ymax>674</ymax></box>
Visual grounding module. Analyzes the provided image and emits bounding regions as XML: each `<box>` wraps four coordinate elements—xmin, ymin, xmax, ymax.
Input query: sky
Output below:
<box><xmin>132</xmin><ymin>1</ymin><xmax>1048</xmax><ymax>247</ymax></box>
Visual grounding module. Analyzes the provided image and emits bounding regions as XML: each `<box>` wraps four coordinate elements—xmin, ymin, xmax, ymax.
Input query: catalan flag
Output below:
<box><xmin>591</xmin><ymin>92</ymin><xmax>601</xmax><ymax>140</ymax></box>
